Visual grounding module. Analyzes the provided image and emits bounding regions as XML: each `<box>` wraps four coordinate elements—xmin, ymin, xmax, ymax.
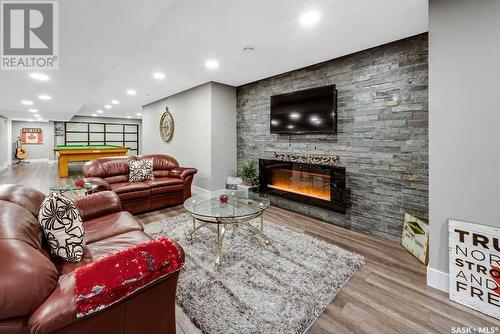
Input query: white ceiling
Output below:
<box><xmin>0</xmin><ymin>0</ymin><xmax>428</xmax><ymax>122</ymax></box>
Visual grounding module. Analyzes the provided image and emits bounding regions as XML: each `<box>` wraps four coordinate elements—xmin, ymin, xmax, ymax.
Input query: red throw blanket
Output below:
<box><xmin>75</xmin><ymin>237</ymin><xmax>184</xmax><ymax>318</ymax></box>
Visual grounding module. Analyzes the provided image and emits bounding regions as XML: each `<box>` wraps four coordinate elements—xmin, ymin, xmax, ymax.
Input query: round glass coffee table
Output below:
<box><xmin>183</xmin><ymin>190</ymin><xmax>271</xmax><ymax>267</ymax></box>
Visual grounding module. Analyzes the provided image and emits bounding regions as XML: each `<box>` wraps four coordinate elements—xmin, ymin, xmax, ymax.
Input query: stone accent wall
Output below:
<box><xmin>236</xmin><ymin>33</ymin><xmax>428</xmax><ymax>241</ymax></box>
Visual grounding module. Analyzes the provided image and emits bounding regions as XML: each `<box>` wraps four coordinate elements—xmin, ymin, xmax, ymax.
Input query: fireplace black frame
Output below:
<box><xmin>259</xmin><ymin>159</ymin><xmax>347</xmax><ymax>214</ymax></box>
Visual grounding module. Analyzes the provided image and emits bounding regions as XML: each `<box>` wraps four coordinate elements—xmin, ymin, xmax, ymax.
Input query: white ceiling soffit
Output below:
<box><xmin>0</xmin><ymin>0</ymin><xmax>428</xmax><ymax>122</ymax></box>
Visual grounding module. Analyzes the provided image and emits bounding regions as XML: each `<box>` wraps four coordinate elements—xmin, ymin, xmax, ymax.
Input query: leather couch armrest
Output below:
<box><xmin>28</xmin><ymin>239</ymin><xmax>185</xmax><ymax>334</ymax></box>
<box><xmin>73</xmin><ymin>191</ymin><xmax>122</xmax><ymax>221</ymax></box>
<box><xmin>83</xmin><ymin>177</ymin><xmax>111</xmax><ymax>192</ymax></box>
<box><xmin>28</xmin><ymin>271</ymin><xmax>182</xmax><ymax>334</ymax></box>
<box><xmin>169</xmin><ymin>167</ymin><xmax>197</xmax><ymax>181</ymax></box>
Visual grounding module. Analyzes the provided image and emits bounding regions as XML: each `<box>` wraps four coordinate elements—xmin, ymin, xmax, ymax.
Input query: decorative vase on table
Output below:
<box><xmin>219</xmin><ymin>194</ymin><xmax>229</xmax><ymax>204</ymax></box>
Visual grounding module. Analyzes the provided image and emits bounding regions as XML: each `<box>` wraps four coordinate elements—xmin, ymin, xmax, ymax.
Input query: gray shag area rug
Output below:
<box><xmin>144</xmin><ymin>213</ymin><xmax>364</xmax><ymax>334</ymax></box>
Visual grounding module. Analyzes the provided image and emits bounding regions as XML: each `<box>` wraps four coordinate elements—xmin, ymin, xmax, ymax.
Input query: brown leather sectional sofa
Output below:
<box><xmin>0</xmin><ymin>184</ymin><xmax>183</xmax><ymax>334</ymax></box>
<box><xmin>82</xmin><ymin>154</ymin><xmax>197</xmax><ymax>215</ymax></box>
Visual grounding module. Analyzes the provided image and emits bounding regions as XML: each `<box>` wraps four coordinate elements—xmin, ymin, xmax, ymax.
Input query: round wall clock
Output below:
<box><xmin>159</xmin><ymin>107</ymin><xmax>174</xmax><ymax>143</ymax></box>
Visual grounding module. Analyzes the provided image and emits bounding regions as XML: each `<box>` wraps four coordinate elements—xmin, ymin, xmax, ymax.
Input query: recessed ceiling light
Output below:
<box><xmin>28</xmin><ymin>108</ymin><xmax>38</xmax><ymax>113</ymax></box>
<box><xmin>205</xmin><ymin>59</ymin><xmax>219</xmax><ymax>69</ymax></box>
<box><xmin>136</xmin><ymin>112</ymin><xmax>142</xmax><ymax>116</ymax></box>
<box><xmin>299</xmin><ymin>10</ymin><xmax>321</xmax><ymax>28</ymax></box>
<box><xmin>92</xmin><ymin>113</ymin><xmax>97</xmax><ymax>117</ymax></box>
<box><xmin>38</xmin><ymin>94</ymin><xmax>52</xmax><ymax>100</ymax></box>
<box><xmin>126</xmin><ymin>116</ymin><xmax>132</xmax><ymax>119</ymax></box>
<box><xmin>153</xmin><ymin>72</ymin><xmax>165</xmax><ymax>80</ymax></box>
<box><xmin>287</xmin><ymin>125</ymin><xmax>295</xmax><ymax>129</ymax></box>
<box><xmin>97</xmin><ymin>109</ymin><xmax>104</xmax><ymax>114</ymax></box>
<box><xmin>21</xmin><ymin>100</ymin><xmax>33</xmax><ymax>105</ymax></box>
<box><xmin>271</xmin><ymin>119</ymin><xmax>279</xmax><ymax>126</ymax></box>
<box><xmin>104</xmin><ymin>104</ymin><xmax>112</xmax><ymax>109</ymax></box>
<box><xmin>289</xmin><ymin>112</ymin><xmax>301</xmax><ymax>120</ymax></box>
<box><xmin>29</xmin><ymin>72</ymin><xmax>50</xmax><ymax>81</ymax></box>
<box><xmin>111</xmin><ymin>99</ymin><xmax>119</xmax><ymax>104</ymax></box>
<box><xmin>126</xmin><ymin>89</ymin><xmax>137</xmax><ymax>96</ymax></box>
<box><xmin>33</xmin><ymin>114</ymin><xmax>40</xmax><ymax>117</ymax></box>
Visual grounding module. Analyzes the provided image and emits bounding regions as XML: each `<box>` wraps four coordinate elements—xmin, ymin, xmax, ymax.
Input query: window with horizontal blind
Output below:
<box><xmin>64</xmin><ymin>122</ymin><xmax>139</xmax><ymax>155</ymax></box>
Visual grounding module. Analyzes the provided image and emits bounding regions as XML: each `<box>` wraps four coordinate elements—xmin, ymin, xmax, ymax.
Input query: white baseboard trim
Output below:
<box><xmin>191</xmin><ymin>185</ymin><xmax>211</xmax><ymax>196</ymax></box>
<box><xmin>23</xmin><ymin>159</ymin><xmax>56</xmax><ymax>163</ymax></box>
<box><xmin>427</xmin><ymin>266</ymin><xmax>449</xmax><ymax>293</ymax></box>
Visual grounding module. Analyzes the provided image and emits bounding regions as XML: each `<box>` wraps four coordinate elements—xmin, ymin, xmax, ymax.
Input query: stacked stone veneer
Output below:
<box><xmin>236</xmin><ymin>33</ymin><xmax>428</xmax><ymax>241</ymax></box>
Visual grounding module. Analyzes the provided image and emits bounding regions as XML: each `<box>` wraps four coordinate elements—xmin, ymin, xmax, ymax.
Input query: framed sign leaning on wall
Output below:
<box><xmin>449</xmin><ymin>219</ymin><xmax>500</xmax><ymax>319</ymax></box>
<box><xmin>401</xmin><ymin>213</ymin><xmax>429</xmax><ymax>264</ymax></box>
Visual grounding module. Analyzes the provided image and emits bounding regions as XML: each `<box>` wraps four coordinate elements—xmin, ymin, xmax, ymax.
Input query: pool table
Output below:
<box><xmin>54</xmin><ymin>145</ymin><xmax>129</xmax><ymax>177</ymax></box>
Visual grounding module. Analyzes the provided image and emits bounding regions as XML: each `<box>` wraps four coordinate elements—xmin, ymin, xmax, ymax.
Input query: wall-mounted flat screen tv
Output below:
<box><xmin>270</xmin><ymin>84</ymin><xmax>337</xmax><ymax>134</ymax></box>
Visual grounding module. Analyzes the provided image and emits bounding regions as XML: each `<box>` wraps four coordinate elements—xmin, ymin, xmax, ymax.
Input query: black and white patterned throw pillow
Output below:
<box><xmin>38</xmin><ymin>192</ymin><xmax>85</xmax><ymax>262</ymax></box>
<box><xmin>128</xmin><ymin>159</ymin><xmax>154</xmax><ymax>182</ymax></box>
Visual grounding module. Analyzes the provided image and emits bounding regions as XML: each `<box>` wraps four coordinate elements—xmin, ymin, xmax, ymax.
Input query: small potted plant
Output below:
<box><xmin>237</xmin><ymin>160</ymin><xmax>258</xmax><ymax>197</ymax></box>
<box><xmin>238</xmin><ymin>160</ymin><xmax>258</xmax><ymax>185</ymax></box>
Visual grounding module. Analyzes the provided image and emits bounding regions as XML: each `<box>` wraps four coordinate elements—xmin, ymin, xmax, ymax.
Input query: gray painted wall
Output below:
<box><xmin>142</xmin><ymin>82</ymin><xmax>236</xmax><ymax>191</ymax></box>
<box><xmin>237</xmin><ymin>34</ymin><xmax>428</xmax><ymax>240</ymax></box>
<box><xmin>211</xmin><ymin>83</ymin><xmax>237</xmax><ymax>190</ymax></box>
<box><xmin>143</xmin><ymin>83</ymin><xmax>212</xmax><ymax>190</ymax></box>
<box><xmin>0</xmin><ymin>116</ymin><xmax>9</xmax><ymax>169</ymax></box>
<box><xmin>429</xmin><ymin>0</ymin><xmax>500</xmax><ymax>277</ymax></box>
<box><xmin>12</xmin><ymin>121</ymin><xmax>55</xmax><ymax>161</ymax></box>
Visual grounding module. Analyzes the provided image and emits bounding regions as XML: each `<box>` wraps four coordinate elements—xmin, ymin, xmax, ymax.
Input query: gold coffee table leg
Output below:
<box><xmin>243</xmin><ymin>214</ymin><xmax>271</xmax><ymax>246</ymax></box>
<box><xmin>215</xmin><ymin>223</ymin><xmax>227</xmax><ymax>267</ymax></box>
<box><xmin>215</xmin><ymin>224</ymin><xmax>226</xmax><ymax>268</ymax></box>
<box><xmin>186</xmin><ymin>217</ymin><xmax>209</xmax><ymax>241</ymax></box>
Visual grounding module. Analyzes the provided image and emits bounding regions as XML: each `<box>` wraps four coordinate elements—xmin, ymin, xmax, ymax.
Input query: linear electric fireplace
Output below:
<box><xmin>259</xmin><ymin>159</ymin><xmax>347</xmax><ymax>214</ymax></box>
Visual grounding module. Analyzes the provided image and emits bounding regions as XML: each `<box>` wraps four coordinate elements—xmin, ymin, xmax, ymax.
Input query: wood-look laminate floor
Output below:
<box><xmin>1</xmin><ymin>162</ymin><xmax>499</xmax><ymax>334</ymax></box>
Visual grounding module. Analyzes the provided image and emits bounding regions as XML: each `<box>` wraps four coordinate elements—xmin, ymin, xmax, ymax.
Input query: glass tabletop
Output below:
<box><xmin>183</xmin><ymin>189</ymin><xmax>270</xmax><ymax>220</ymax></box>
<box><xmin>49</xmin><ymin>182</ymin><xmax>93</xmax><ymax>193</ymax></box>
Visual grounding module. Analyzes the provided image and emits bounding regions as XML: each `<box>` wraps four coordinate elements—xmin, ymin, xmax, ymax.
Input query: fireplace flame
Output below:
<box><xmin>268</xmin><ymin>168</ymin><xmax>331</xmax><ymax>201</ymax></box>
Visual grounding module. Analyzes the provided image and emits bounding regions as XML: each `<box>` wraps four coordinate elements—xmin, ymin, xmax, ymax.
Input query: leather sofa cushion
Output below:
<box><xmin>0</xmin><ymin>240</ymin><xmax>58</xmax><ymax>320</ymax></box>
<box><xmin>100</xmin><ymin>160</ymin><xmax>130</xmax><ymax>177</ymax></box>
<box><xmin>103</xmin><ymin>174</ymin><xmax>129</xmax><ymax>184</ymax></box>
<box><xmin>117</xmin><ymin>190</ymin><xmax>151</xmax><ymax>202</ymax></box>
<box><xmin>56</xmin><ymin>231</ymin><xmax>152</xmax><ymax>275</ymax></box>
<box><xmin>152</xmin><ymin>170</ymin><xmax>170</xmax><ymax>178</ymax></box>
<box><xmin>82</xmin><ymin>157</ymin><xmax>133</xmax><ymax>179</ymax></box>
<box><xmin>137</xmin><ymin>154</ymin><xmax>178</xmax><ymax>171</ymax></box>
<box><xmin>144</xmin><ymin>177</ymin><xmax>183</xmax><ymax>188</ymax></box>
<box><xmin>84</xmin><ymin>212</ymin><xmax>143</xmax><ymax>244</ymax></box>
<box><xmin>150</xmin><ymin>184</ymin><xmax>185</xmax><ymax>196</ymax></box>
<box><xmin>0</xmin><ymin>198</ymin><xmax>59</xmax><ymax>321</ymax></box>
<box><xmin>0</xmin><ymin>184</ymin><xmax>46</xmax><ymax>217</ymax></box>
<box><xmin>110</xmin><ymin>182</ymin><xmax>150</xmax><ymax>194</ymax></box>
<box><xmin>74</xmin><ymin>191</ymin><xmax>121</xmax><ymax>222</ymax></box>
<box><xmin>0</xmin><ymin>317</ymin><xmax>29</xmax><ymax>334</ymax></box>
<box><xmin>110</xmin><ymin>182</ymin><xmax>151</xmax><ymax>202</ymax></box>
<box><xmin>0</xmin><ymin>201</ymin><xmax>43</xmax><ymax>249</ymax></box>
